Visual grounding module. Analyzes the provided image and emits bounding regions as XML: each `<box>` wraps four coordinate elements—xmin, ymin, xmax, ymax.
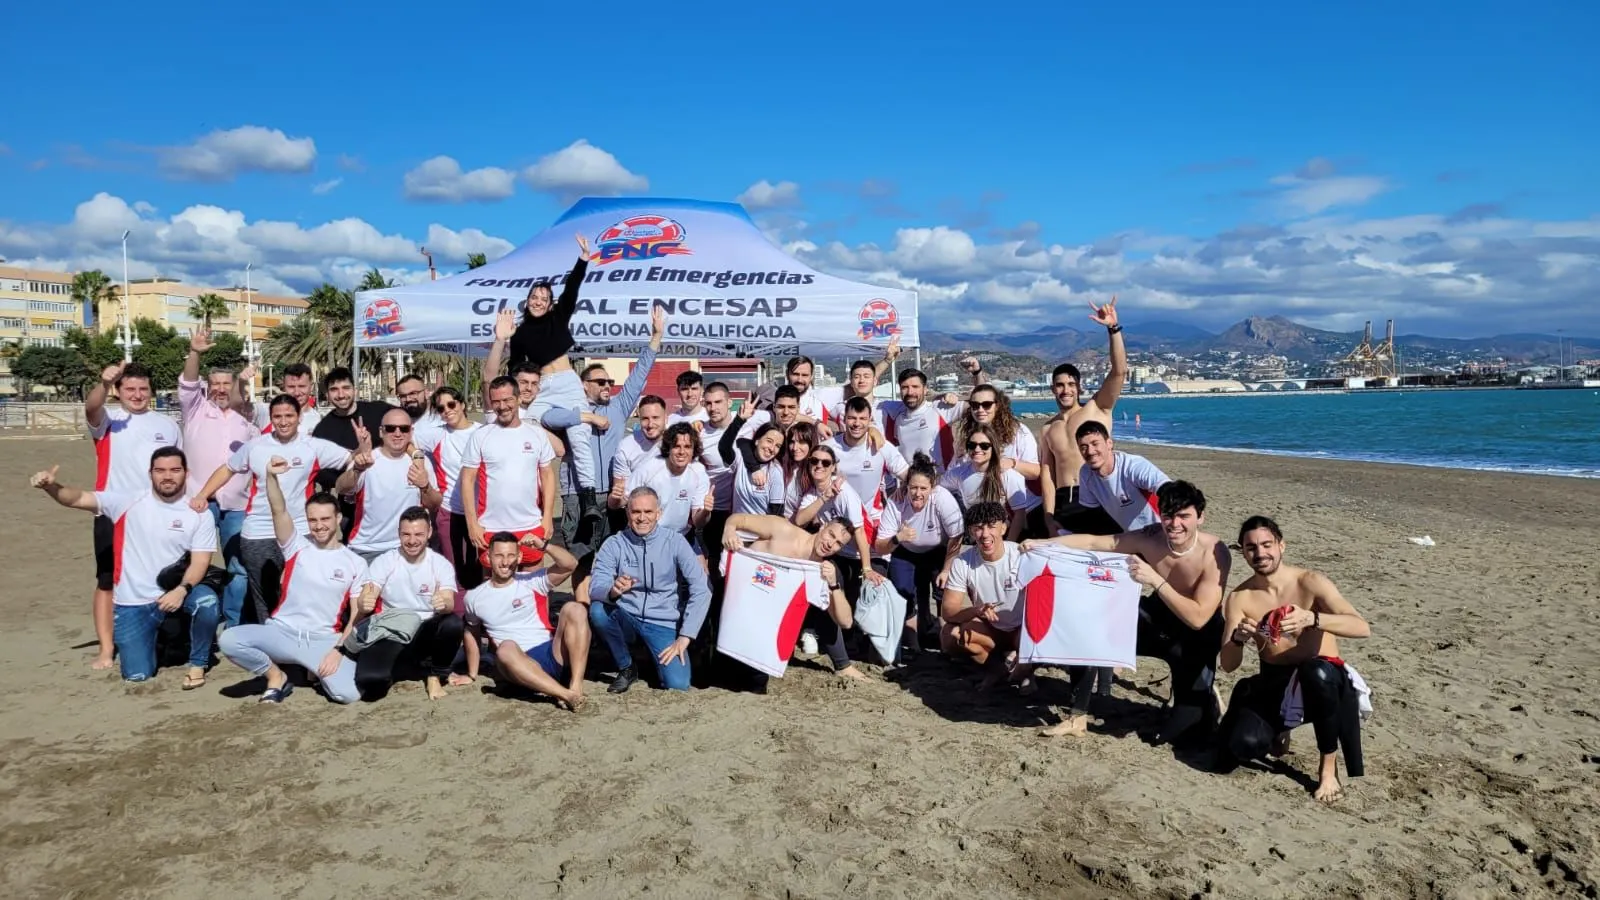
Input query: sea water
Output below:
<box><xmin>1012</xmin><ymin>389</ymin><xmax>1600</xmax><ymax>478</ymax></box>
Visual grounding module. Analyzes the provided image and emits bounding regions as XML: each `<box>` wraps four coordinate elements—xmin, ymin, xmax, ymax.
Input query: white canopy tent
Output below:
<box><xmin>350</xmin><ymin>196</ymin><xmax>918</xmax><ymax>384</ymax></box>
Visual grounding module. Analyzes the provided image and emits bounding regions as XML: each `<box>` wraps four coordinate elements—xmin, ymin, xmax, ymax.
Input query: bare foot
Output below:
<box><xmin>91</xmin><ymin>654</ymin><xmax>114</xmax><ymax>671</ymax></box>
<box><xmin>836</xmin><ymin>665</ymin><xmax>869</xmax><ymax>682</ymax></box>
<box><xmin>425</xmin><ymin>676</ymin><xmax>448</xmax><ymax>701</ymax></box>
<box><xmin>182</xmin><ymin>667</ymin><xmax>207</xmax><ymax>690</ymax></box>
<box><xmin>1270</xmin><ymin>731</ymin><xmax>1292</xmax><ymax>757</ymax></box>
<box><xmin>557</xmin><ymin>690</ymin><xmax>588</xmax><ymax>712</ymax></box>
<box><xmin>1314</xmin><ymin>757</ymin><xmax>1343</xmax><ymax>804</ymax></box>
<box><xmin>447</xmin><ymin>673</ymin><xmax>474</xmax><ymax>687</ymax></box>
<box><xmin>1042</xmin><ymin>715</ymin><xmax>1090</xmax><ymax>738</ymax></box>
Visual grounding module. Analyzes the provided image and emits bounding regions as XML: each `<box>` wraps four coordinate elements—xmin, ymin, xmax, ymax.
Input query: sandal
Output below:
<box><xmin>182</xmin><ymin>670</ymin><xmax>207</xmax><ymax>691</ymax></box>
<box><xmin>259</xmin><ymin>681</ymin><xmax>295</xmax><ymax>704</ymax></box>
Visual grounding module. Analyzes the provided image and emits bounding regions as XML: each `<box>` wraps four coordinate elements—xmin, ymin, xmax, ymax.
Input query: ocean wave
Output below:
<box><xmin>1121</xmin><ymin>436</ymin><xmax>1600</xmax><ymax>479</ymax></box>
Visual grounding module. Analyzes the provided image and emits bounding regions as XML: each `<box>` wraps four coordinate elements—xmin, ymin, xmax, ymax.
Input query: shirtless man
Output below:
<box><xmin>1038</xmin><ymin>296</ymin><xmax>1128</xmax><ymax>536</ymax></box>
<box><xmin>1023</xmin><ymin>480</ymin><xmax>1229</xmax><ymax>742</ymax></box>
<box><xmin>722</xmin><ymin>513</ymin><xmax>866</xmax><ymax>680</ymax></box>
<box><xmin>1218</xmin><ymin>516</ymin><xmax>1371</xmax><ymax>803</ymax></box>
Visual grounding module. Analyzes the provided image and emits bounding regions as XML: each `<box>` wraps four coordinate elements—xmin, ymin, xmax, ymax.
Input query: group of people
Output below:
<box><xmin>32</xmin><ymin>268</ymin><xmax>1372</xmax><ymax>802</ymax></box>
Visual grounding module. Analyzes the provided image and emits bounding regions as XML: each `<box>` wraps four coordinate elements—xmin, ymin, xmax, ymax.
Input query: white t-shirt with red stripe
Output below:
<box><xmin>88</xmin><ymin>407</ymin><xmax>182</xmax><ymax>493</ymax></box>
<box><xmin>273</xmin><ymin>533</ymin><xmax>367</xmax><ymax>634</ymax></box>
<box><xmin>1077</xmin><ymin>451</ymin><xmax>1171</xmax><ymax>531</ymax></box>
<box><xmin>465</xmin><ymin>570</ymin><xmax>554</xmax><ymax>651</ymax></box>
<box><xmin>948</xmin><ymin>542</ymin><xmax>1025</xmax><ymax>632</ymax></box>
<box><xmin>94</xmin><ymin>490</ymin><xmax>218</xmax><ymax>606</ymax></box>
<box><xmin>416</xmin><ymin>422</ymin><xmax>480</xmax><ymax>515</ymax></box>
<box><xmin>880</xmin><ymin>399</ymin><xmax>963</xmax><ymax>471</ymax></box>
<box><xmin>787</xmin><ymin>478</ymin><xmax>868</xmax><ymax>558</ymax></box>
<box><xmin>939</xmin><ymin>461</ymin><xmax>1041</xmax><ymax>514</ymax></box>
<box><xmin>798</xmin><ymin>386</ymin><xmax>841</xmax><ymax>426</ymax></box>
<box><xmin>625</xmin><ymin>457</ymin><xmax>709</xmax><ymax>536</ymax></box>
<box><xmin>827</xmin><ymin>396</ymin><xmax>887</xmax><ymax>432</ymax></box>
<box><xmin>879</xmin><ymin>485</ymin><xmax>965</xmax><ymax>553</ymax></box>
<box><xmin>363</xmin><ymin>548</ymin><xmax>456</xmax><ymax>621</ymax></box>
<box><xmin>253</xmin><ymin>400</ymin><xmax>322</xmax><ymax>435</ymax></box>
<box><xmin>827</xmin><ymin>434</ymin><xmax>908</xmax><ymax>529</ymax></box>
<box><xmin>462</xmin><ymin>422</ymin><xmax>556</xmax><ymax>531</ymax></box>
<box><xmin>228</xmin><ymin>432</ymin><xmax>353</xmax><ymax>540</ymax></box>
<box><xmin>347</xmin><ymin>451</ymin><xmax>423</xmax><ymax>554</ymax></box>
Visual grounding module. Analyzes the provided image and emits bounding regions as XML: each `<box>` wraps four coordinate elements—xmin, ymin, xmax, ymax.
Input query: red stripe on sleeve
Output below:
<box><xmin>111</xmin><ymin>514</ymin><xmax>127</xmax><ymax>586</ymax></box>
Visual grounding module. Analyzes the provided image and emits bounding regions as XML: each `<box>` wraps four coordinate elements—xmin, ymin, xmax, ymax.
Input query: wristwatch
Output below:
<box><xmin>1312</xmin><ymin>610</ymin><xmax>1321</xmax><ymax>629</ymax></box>
<box><xmin>179</xmin><ymin>581</ymin><xmax>194</xmax><ymax>592</ymax></box>
<box><xmin>1107</xmin><ymin>324</ymin><xmax>1123</xmax><ymax>335</ymax></box>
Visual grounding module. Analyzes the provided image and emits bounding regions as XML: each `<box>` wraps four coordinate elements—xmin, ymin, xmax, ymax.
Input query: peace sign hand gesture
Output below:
<box><xmin>1089</xmin><ymin>295</ymin><xmax>1120</xmax><ymax>329</ymax></box>
<box><xmin>353</xmin><ymin>421</ymin><xmax>373</xmax><ymax>455</ymax></box>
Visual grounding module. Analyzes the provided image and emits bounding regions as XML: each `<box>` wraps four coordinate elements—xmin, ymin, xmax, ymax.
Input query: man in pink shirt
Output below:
<box><xmin>178</xmin><ymin>329</ymin><xmax>256</xmax><ymax>628</ymax></box>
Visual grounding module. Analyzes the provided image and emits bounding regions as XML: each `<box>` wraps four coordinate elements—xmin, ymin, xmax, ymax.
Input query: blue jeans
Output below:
<box><xmin>588</xmin><ymin>602</ymin><xmax>690</xmax><ymax>691</ymax></box>
<box><xmin>112</xmin><ymin>586</ymin><xmax>220</xmax><ymax>682</ymax></box>
<box><xmin>209</xmin><ymin>501</ymin><xmax>248</xmax><ymax>628</ymax></box>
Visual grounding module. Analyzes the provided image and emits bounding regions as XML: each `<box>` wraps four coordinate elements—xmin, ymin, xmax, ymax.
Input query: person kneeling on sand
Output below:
<box><xmin>721</xmin><ymin>513</ymin><xmax>866</xmax><ymax>680</ymax></box>
<box><xmin>587</xmin><ymin>487</ymin><xmax>712</xmax><ymax>694</ymax></box>
<box><xmin>1216</xmin><ymin>516</ymin><xmax>1371</xmax><ymax>803</ymax></box>
<box><xmin>1022</xmin><ymin>481</ymin><xmax>1230</xmax><ymax>742</ymax></box>
<box><xmin>940</xmin><ymin>501</ymin><xmax>1030</xmax><ymax>691</ymax></box>
<box><xmin>454</xmin><ymin>532</ymin><xmax>590</xmax><ymax>711</ymax></box>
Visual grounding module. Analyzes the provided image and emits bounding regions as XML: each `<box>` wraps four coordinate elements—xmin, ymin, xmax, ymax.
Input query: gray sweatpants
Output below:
<box><xmin>217</xmin><ymin>619</ymin><xmax>359</xmax><ymax>704</ymax></box>
<box><xmin>238</xmin><ymin>537</ymin><xmax>285</xmax><ymax>625</ymax></box>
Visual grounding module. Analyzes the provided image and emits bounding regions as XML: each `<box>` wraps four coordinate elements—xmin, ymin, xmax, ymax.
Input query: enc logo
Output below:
<box><xmin>363</xmin><ymin>297</ymin><xmax>404</xmax><ymax>339</ymax></box>
<box><xmin>857</xmin><ymin>298</ymin><xmax>901</xmax><ymax>340</ymax></box>
<box><xmin>169</xmin><ymin>519</ymin><xmax>182</xmax><ymax>529</ymax></box>
<box><xmin>592</xmin><ymin>215</ymin><xmax>692</xmax><ymax>266</ymax></box>
<box><xmin>752</xmin><ymin>563</ymin><xmax>778</xmax><ymax>589</ymax></box>
<box><xmin>1088</xmin><ymin>566</ymin><xmax>1116</xmax><ymax>583</ymax></box>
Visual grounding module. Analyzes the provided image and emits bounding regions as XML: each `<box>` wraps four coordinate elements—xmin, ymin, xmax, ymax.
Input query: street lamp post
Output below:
<box><xmin>119</xmin><ymin>230</ymin><xmax>133</xmax><ymax>362</ymax></box>
<box><xmin>243</xmin><ymin>262</ymin><xmax>255</xmax><ymax>363</ymax></box>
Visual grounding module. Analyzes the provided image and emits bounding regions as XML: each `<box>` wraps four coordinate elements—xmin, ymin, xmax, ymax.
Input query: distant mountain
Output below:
<box><xmin>918</xmin><ymin>316</ymin><xmax>1598</xmax><ymax>365</ymax></box>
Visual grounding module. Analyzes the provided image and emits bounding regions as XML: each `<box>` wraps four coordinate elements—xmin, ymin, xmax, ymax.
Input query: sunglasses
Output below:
<box><xmin>588</xmin><ymin>378</ymin><xmax>614</xmax><ymax>387</ymax></box>
<box><xmin>971</xmin><ymin>400</ymin><xmax>997</xmax><ymax>410</ymax></box>
<box><xmin>966</xmin><ymin>441</ymin><xmax>993</xmax><ymax>451</ymax></box>
<box><xmin>382</xmin><ymin>424</ymin><xmax>412</xmax><ymax>434</ymax></box>
<box><xmin>435</xmin><ymin>400</ymin><xmax>460</xmax><ymax>412</ymax></box>
<box><xmin>808</xmin><ymin>458</ymin><xmax>834</xmax><ymax>467</ymax></box>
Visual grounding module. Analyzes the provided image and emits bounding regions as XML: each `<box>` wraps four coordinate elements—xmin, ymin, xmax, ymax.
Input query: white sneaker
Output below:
<box><xmin>799</xmin><ymin>630</ymin><xmax>818</xmax><ymax>656</ymax></box>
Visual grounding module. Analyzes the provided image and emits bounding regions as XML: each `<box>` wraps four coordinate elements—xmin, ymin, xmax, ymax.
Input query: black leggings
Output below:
<box><xmin>447</xmin><ymin>514</ymin><xmax>484</xmax><ymax>591</ymax></box>
<box><xmin>1218</xmin><ymin>658</ymin><xmax>1365</xmax><ymax>776</ymax></box>
<box><xmin>888</xmin><ymin>545</ymin><xmax>944</xmax><ymax>646</ymax></box>
<box><xmin>354</xmin><ymin>614</ymin><xmax>465</xmax><ymax>702</ymax></box>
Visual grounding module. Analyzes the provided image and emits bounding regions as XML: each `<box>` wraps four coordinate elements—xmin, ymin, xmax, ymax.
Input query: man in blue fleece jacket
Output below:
<box><xmin>588</xmin><ymin>485</ymin><xmax>712</xmax><ymax>693</ymax></box>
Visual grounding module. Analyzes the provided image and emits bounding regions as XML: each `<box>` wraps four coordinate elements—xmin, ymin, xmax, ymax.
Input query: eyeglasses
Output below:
<box><xmin>972</xmin><ymin>400</ymin><xmax>997</xmax><ymax>410</ymax></box>
<box><xmin>808</xmin><ymin>458</ymin><xmax>834</xmax><ymax>467</ymax></box>
<box><xmin>966</xmin><ymin>441</ymin><xmax>992</xmax><ymax>451</ymax></box>
<box><xmin>382</xmin><ymin>424</ymin><xmax>412</xmax><ymax>434</ymax></box>
<box><xmin>435</xmin><ymin>400</ymin><xmax>460</xmax><ymax>412</ymax></box>
<box><xmin>588</xmin><ymin>378</ymin><xmax>614</xmax><ymax>387</ymax></box>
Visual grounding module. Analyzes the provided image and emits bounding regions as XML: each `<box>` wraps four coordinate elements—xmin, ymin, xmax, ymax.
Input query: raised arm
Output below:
<box><xmin>873</xmin><ymin>335</ymin><xmax>901</xmax><ymax>380</ymax></box>
<box><xmin>611</xmin><ymin>305</ymin><xmax>666</xmax><ymax>418</ymax></box>
<box><xmin>264</xmin><ymin>456</ymin><xmax>296</xmax><ymax>545</ymax></box>
<box><xmin>482</xmin><ymin>309</ymin><xmax>515</xmax><ymax>406</ymax></box>
<box><xmin>181</xmin><ymin>329</ymin><xmax>209</xmax><ymax>386</ymax></box>
<box><xmin>84</xmin><ymin>362</ymin><xmax>124</xmax><ymax>429</ymax></box>
<box><xmin>552</xmin><ymin>234</ymin><xmax>591</xmax><ymax>321</ymax></box>
<box><xmin>30</xmin><ymin>465</ymin><xmax>100</xmax><ymax>513</ymax></box>
<box><xmin>541</xmin><ymin>540</ymin><xmax>580</xmax><ymax>590</ymax></box>
<box><xmin>1089</xmin><ymin>296</ymin><xmax>1127</xmax><ymax>413</ymax></box>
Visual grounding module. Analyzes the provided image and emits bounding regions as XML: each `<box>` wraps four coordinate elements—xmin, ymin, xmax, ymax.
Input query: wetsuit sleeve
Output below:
<box><xmin>718</xmin><ymin>425</ymin><xmax>742</xmax><ymax>465</ymax></box>
<box><xmin>733</xmin><ymin>435</ymin><xmax>760</xmax><ymax>470</ymax></box>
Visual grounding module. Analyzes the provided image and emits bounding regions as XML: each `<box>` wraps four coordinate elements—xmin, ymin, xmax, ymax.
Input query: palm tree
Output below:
<box><xmin>304</xmin><ymin>283</ymin><xmax>353</xmax><ymax>373</ymax></box>
<box><xmin>70</xmin><ymin>270</ymin><xmax>117</xmax><ymax>328</ymax></box>
<box><xmin>188</xmin><ymin>292</ymin><xmax>230</xmax><ymax>330</ymax></box>
<box><xmin>357</xmin><ymin>268</ymin><xmax>396</xmax><ymax>292</ymax></box>
<box><xmin>261</xmin><ymin>314</ymin><xmax>324</xmax><ymax>369</ymax></box>
<box><xmin>466</xmin><ymin>253</ymin><xmax>488</xmax><ymax>270</ymax></box>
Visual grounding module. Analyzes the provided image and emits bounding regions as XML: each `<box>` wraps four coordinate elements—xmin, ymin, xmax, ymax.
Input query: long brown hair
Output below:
<box><xmin>957</xmin><ymin>384</ymin><xmax>1020</xmax><ymax>450</ymax></box>
<box><xmin>964</xmin><ymin>426</ymin><xmax>1007</xmax><ymax>507</ymax></box>
<box><xmin>799</xmin><ymin>444</ymin><xmax>838</xmax><ymax>496</ymax></box>
<box><xmin>782</xmin><ymin>421</ymin><xmax>820</xmax><ymax>484</ymax></box>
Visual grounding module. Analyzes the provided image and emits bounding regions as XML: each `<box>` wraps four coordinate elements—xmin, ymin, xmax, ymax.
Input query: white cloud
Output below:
<box><xmin>521</xmin><ymin>140</ymin><xmax>647</xmax><ymax>200</ymax></box>
<box><xmin>0</xmin><ymin>191</ymin><xmax>517</xmax><ymax>298</ymax></box>
<box><xmin>737</xmin><ymin>179</ymin><xmax>801</xmax><ymax>210</ymax></box>
<box><xmin>402</xmin><ymin>156</ymin><xmax>516</xmax><ymax>203</ymax></box>
<box><xmin>1272</xmin><ymin>174</ymin><xmax>1390</xmax><ymax>215</ymax></box>
<box><xmin>312</xmin><ymin>178</ymin><xmax>343</xmax><ymax>195</ymax></box>
<box><xmin>156</xmin><ymin>126</ymin><xmax>317</xmax><ymax>181</ymax></box>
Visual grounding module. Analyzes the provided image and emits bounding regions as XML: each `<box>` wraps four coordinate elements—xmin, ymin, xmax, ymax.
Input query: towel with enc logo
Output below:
<box><xmin>1016</xmin><ymin>544</ymin><xmax>1141</xmax><ymax>669</ymax></box>
<box><xmin>717</xmin><ymin>548</ymin><xmax>831</xmax><ymax>677</ymax></box>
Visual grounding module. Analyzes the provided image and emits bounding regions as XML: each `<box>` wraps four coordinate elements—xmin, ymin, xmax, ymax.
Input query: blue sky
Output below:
<box><xmin>3</xmin><ymin>1</ymin><xmax>1597</xmax><ymax>337</ymax></box>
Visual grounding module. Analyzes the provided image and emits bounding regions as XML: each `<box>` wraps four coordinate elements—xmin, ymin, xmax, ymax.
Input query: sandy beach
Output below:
<box><xmin>1</xmin><ymin>433</ymin><xmax>1596</xmax><ymax>899</ymax></box>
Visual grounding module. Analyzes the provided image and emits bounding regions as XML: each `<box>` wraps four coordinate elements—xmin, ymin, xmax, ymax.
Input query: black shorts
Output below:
<box><xmin>93</xmin><ymin>515</ymin><xmax>114</xmax><ymax>590</ymax></box>
<box><xmin>1052</xmin><ymin>486</ymin><xmax>1122</xmax><ymax>536</ymax></box>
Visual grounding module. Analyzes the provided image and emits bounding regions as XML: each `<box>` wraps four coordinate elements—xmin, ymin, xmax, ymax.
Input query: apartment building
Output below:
<box><xmin>0</xmin><ymin>265</ymin><xmax>85</xmax><ymax>396</ymax></box>
<box><xmin>94</xmin><ymin>276</ymin><xmax>308</xmax><ymax>347</ymax></box>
